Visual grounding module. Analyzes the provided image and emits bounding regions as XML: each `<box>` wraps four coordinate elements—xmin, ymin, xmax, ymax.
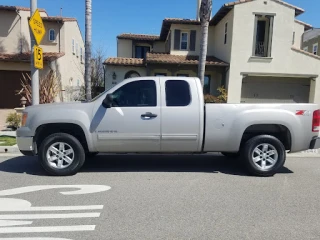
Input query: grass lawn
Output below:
<box><xmin>0</xmin><ymin>136</ymin><xmax>17</xmax><ymax>146</ymax></box>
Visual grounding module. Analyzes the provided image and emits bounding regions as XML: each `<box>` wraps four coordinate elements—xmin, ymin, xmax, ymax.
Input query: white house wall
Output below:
<box><xmin>209</xmin><ymin>9</ymin><xmax>234</xmax><ymax>63</ymax></box>
<box><xmin>227</xmin><ymin>0</ymin><xmax>320</xmax><ymax>103</ymax></box>
<box><xmin>293</xmin><ymin>21</ymin><xmax>304</xmax><ymax>48</ymax></box>
<box><xmin>117</xmin><ymin>39</ymin><xmax>133</xmax><ymax>58</ymax></box>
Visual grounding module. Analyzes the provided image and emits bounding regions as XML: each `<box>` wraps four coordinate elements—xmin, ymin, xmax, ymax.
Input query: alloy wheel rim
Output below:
<box><xmin>252</xmin><ymin>143</ymin><xmax>278</xmax><ymax>171</ymax></box>
<box><xmin>46</xmin><ymin>142</ymin><xmax>75</xmax><ymax>169</ymax></box>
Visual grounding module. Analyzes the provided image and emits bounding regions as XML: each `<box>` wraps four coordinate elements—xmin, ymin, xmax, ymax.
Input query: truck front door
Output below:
<box><xmin>92</xmin><ymin>78</ymin><xmax>161</xmax><ymax>152</ymax></box>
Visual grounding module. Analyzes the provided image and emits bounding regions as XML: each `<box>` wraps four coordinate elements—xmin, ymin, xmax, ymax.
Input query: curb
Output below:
<box><xmin>0</xmin><ymin>144</ymin><xmax>20</xmax><ymax>154</ymax></box>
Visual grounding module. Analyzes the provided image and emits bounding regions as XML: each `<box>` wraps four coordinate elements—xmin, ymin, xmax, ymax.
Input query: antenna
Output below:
<box><xmin>60</xmin><ymin>7</ymin><xmax>62</xmax><ymax>16</ymax></box>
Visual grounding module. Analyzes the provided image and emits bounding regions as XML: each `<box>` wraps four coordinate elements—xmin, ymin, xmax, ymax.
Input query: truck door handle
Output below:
<box><xmin>141</xmin><ymin>112</ymin><xmax>157</xmax><ymax>119</ymax></box>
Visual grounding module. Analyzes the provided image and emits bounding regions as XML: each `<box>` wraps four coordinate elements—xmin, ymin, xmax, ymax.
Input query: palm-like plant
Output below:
<box><xmin>198</xmin><ymin>0</ymin><xmax>212</xmax><ymax>89</ymax></box>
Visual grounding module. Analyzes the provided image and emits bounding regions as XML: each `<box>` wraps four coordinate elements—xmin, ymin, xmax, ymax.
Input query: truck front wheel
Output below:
<box><xmin>241</xmin><ymin>135</ymin><xmax>286</xmax><ymax>177</ymax></box>
<box><xmin>38</xmin><ymin>133</ymin><xmax>86</xmax><ymax>176</ymax></box>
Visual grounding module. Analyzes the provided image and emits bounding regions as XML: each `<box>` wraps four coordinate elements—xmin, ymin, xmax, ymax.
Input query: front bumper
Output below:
<box><xmin>16</xmin><ymin>127</ymin><xmax>36</xmax><ymax>155</ymax></box>
<box><xmin>309</xmin><ymin>137</ymin><xmax>320</xmax><ymax>149</ymax></box>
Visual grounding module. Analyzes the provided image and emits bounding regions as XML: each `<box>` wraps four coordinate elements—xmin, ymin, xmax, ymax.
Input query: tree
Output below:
<box><xmin>198</xmin><ymin>0</ymin><xmax>212</xmax><ymax>89</ymax></box>
<box><xmin>85</xmin><ymin>0</ymin><xmax>92</xmax><ymax>101</ymax></box>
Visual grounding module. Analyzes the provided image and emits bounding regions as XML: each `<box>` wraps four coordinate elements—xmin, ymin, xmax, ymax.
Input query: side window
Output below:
<box><xmin>112</xmin><ymin>80</ymin><xmax>156</xmax><ymax>107</ymax></box>
<box><xmin>165</xmin><ymin>80</ymin><xmax>191</xmax><ymax>107</ymax></box>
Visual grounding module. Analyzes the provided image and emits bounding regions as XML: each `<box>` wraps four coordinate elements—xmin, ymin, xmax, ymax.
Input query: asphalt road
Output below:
<box><xmin>0</xmin><ymin>153</ymin><xmax>319</xmax><ymax>240</ymax></box>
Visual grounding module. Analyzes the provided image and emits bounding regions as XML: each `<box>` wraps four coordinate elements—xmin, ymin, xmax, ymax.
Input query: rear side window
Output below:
<box><xmin>165</xmin><ymin>80</ymin><xmax>191</xmax><ymax>107</ymax></box>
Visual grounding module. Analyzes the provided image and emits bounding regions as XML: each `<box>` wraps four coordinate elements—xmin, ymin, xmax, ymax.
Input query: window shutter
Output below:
<box><xmin>190</xmin><ymin>30</ymin><xmax>196</xmax><ymax>51</ymax></box>
<box><xmin>174</xmin><ymin>29</ymin><xmax>181</xmax><ymax>50</ymax></box>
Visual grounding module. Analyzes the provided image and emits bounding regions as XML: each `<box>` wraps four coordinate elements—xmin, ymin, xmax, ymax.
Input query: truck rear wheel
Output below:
<box><xmin>38</xmin><ymin>133</ymin><xmax>85</xmax><ymax>176</ymax></box>
<box><xmin>241</xmin><ymin>135</ymin><xmax>286</xmax><ymax>177</ymax></box>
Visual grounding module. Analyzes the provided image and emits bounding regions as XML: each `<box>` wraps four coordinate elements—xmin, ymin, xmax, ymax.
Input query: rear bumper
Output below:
<box><xmin>309</xmin><ymin>137</ymin><xmax>320</xmax><ymax>149</ymax></box>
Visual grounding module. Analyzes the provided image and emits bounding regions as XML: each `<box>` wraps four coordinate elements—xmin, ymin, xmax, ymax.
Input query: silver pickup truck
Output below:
<box><xmin>17</xmin><ymin>76</ymin><xmax>320</xmax><ymax>177</ymax></box>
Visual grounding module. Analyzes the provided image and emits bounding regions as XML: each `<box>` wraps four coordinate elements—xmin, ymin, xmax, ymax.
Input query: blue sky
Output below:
<box><xmin>2</xmin><ymin>0</ymin><xmax>319</xmax><ymax>58</ymax></box>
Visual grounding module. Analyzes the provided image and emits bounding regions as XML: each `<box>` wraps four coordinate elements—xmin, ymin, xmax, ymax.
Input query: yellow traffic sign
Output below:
<box><xmin>29</xmin><ymin>9</ymin><xmax>46</xmax><ymax>45</ymax></box>
<box><xmin>34</xmin><ymin>45</ymin><xmax>43</xmax><ymax>69</ymax></box>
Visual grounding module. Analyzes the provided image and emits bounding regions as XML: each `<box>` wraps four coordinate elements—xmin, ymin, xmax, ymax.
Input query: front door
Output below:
<box><xmin>92</xmin><ymin>79</ymin><xmax>161</xmax><ymax>152</ymax></box>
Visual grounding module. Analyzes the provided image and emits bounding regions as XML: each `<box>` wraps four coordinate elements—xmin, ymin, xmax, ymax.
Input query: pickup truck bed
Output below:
<box><xmin>16</xmin><ymin>76</ymin><xmax>320</xmax><ymax>177</ymax></box>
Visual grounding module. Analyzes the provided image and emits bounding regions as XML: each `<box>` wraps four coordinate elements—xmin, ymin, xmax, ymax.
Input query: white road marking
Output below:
<box><xmin>0</xmin><ymin>185</ymin><xmax>111</xmax><ymax>196</ymax></box>
<box><xmin>0</xmin><ymin>225</ymin><xmax>95</xmax><ymax>233</ymax></box>
<box><xmin>0</xmin><ymin>220</ymin><xmax>32</xmax><ymax>227</ymax></box>
<box><xmin>0</xmin><ymin>238</ymin><xmax>72</xmax><ymax>240</ymax></box>
<box><xmin>0</xmin><ymin>212</ymin><xmax>100</xmax><ymax>219</ymax></box>
<box><xmin>0</xmin><ymin>198</ymin><xmax>103</xmax><ymax>212</ymax></box>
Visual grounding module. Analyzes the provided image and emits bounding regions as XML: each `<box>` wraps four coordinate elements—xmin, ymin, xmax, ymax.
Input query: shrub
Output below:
<box><xmin>6</xmin><ymin>112</ymin><xmax>22</xmax><ymax>130</ymax></box>
<box><xmin>204</xmin><ymin>86</ymin><xmax>228</xmax><ymax>103</ymax></box>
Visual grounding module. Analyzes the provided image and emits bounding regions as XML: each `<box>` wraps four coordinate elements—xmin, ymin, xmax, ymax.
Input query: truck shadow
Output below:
<box><xmin>0</xmin><ymin>154</ymin><xmax>293</xmax><ymax>177</ymax></box>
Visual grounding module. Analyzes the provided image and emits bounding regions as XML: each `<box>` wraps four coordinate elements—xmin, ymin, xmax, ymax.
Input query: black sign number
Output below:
<box><xmin>37</xmin><ymin>48</ymin><xmax>42</xmax><ymax>61</ymax></box>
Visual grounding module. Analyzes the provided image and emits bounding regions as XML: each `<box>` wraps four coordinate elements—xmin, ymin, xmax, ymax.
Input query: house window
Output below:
<box><xmin>313</xmin><ymin>43</ymin><xmax>318</xmax><ymax>55</ymax></box>
<box><xmin>224</xmin><ymin>23</ymin><xmax>228</xmax><ymax>44</ymax></box>
<box><xmin>253</xmin><ymin>15</ymin><xmax>274</xmax><ymax>57</ymax></box>
<box><xmin>204</xmin><ymin>75</ymin><xmax>211</xmax><ymax>94</ymax></box>
<box><xmin>76</xmin><ymin>42</ymin><xmax>79</xmax><ymax>57</ymax></box>
<box><xmin>49</xmin><ymin>29</ymin><xmax>55</xmax><ymax>41</ymax></box>
<box><xmin>165</xmin><ymin>80</ymin><xmax>191</xmax><ymax>107</ymax></box>
<box><xmin>303</xmin><ymin>46</ymin><xmax>308</xmax><ymax>52</ymax></box>
<box><xmin>72</xmin><ymin>39</ymin><xmax>75</xmax><ymax>54</ymax></box>
<box><xmin>180</xmin><ymin>32</ymin><xmax>188</xmax><ymax>50</ymax></box>
<box><xmin>80</xmin><ymin>48</ymin><xmax>83</xmax><ymax>63</ymax></box>
<box><xmin>135</xmin><ymin>46</ymin><xmax>150</xmax><ymax>58</ymax></box>
<box><xmin>292</xmin><ymin>32</ymin><xmax>295</xmax><ymax>45</ymax></box>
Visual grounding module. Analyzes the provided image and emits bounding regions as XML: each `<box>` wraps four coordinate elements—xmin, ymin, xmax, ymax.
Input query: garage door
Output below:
<box><xmin>0</xmin><ymin>70</ymin><xmax>30</xmax><ymax>108</ymax></box>
<box><xmin>241</xmin><ymin>76</ymin><xmax>310</xmax><ymax>103</ymax></box>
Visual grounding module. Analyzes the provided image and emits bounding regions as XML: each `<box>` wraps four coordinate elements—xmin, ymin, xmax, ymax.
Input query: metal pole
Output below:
<box><xmin>30</xmin><ymin>0</ymin><xmax>39</xmax><ymax>105</ymax></box>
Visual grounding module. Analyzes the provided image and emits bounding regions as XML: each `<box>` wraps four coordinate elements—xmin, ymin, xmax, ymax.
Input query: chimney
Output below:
<box><xmin>196</xmin><ymin>0</ymin><xmax>201</xmax><ymax>21</ymax></box>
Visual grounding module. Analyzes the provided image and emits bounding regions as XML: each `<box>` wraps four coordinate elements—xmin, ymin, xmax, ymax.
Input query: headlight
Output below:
<box><xmin>21</xmin><ymin>112</ymin><xmax>28</xmax><ymax>127</ymax></box>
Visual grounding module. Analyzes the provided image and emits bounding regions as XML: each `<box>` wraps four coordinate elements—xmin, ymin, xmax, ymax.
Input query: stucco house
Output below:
<box><xmin>302</xmin><ymin>28</ymin><xmax>320</xmax><ymax>57</ymax></box>
<box><xmin>0</xmin><ymin>5</ymin><xmax>84</xmax><ymax>108</ymax></box>
<box><xmin>104</xmin><ymin>0</ymin><xmax>320</xmax><ymax>104</ymax></box>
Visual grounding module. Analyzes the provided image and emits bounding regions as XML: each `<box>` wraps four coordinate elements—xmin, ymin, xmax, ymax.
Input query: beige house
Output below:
<box><xmin>0</xmin><ymin>5</ymin><xmax>84</xmax><ymax>108</ymax></box>
<box><xmin>104</xmin><ymin>0</ymin><xmax>320</xmax><ymax>104</ymax></box>
<box><xmin>302</xmin><ymin>28</ymin><xmax>320</xmax><ymax>57</ymax></box>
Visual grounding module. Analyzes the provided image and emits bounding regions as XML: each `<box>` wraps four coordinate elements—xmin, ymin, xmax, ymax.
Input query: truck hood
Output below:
<box><xmin>23</xmin><ymin>101</ymin><xmax>92</xmax><ymax>112</ymax></box>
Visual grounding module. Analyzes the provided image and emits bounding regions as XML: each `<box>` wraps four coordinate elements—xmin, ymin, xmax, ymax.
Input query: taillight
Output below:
<box><xmin>312</xmin><ymin>110</ymin><xmax>320</xmax><ymax>132</ymax></box>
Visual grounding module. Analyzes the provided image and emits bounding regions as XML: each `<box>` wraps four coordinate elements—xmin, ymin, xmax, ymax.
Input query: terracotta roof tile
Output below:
<box><xmin>104</xmin><ymin>57</ymin><xmax>144</xmax><ymax>66</ymax></box>
<box><xmin>0</xmin><ymin>52</ymin><xmax>65</xmax><ymax>62</ymax></box>
<box><xmin>146</xmin><ymin>53</ymin><xmax>229</xmax><ymax>66</ymax></box>
<box><xmin>211</xmin><ymin>0</ymin><xmax>304</xmax><ymax>25</ymax></box>
<box><xmin>291</xmin><ymin>47</ymin><xmax>320</xmax><ymax>60</ymax></box>
<box><xmin>41</xmin><ymin>16</ymin><xmax>77</xmax><ymax>22</ymax></box>
<box><xmin>0</xmin><ymin>5</ymin><xmax>46</xmax><ymax>13</ymax></box>
<box><xmin>117</xmin><ymin>33</ymin><xmax>160</xmax><ymax>41</ymax></box>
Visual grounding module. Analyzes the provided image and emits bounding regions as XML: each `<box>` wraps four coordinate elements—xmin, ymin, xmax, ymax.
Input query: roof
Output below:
<box><xmin>41</xmin><ymin>16</ymin><xmax>77</xmax><ymax>22</ymax></box>
<box><xmin>0</xmin><ymin>5</ymin><xmax>46</xmax><ymax>13</ymax></box>
<box><xmin>146</xmin><ymin>53</ymin><xmax>229</xmax><ymax>66</ymax></box>
<box><xmin>294</xmin><ymin>19</ymin><xmax>312</xmax><ymax>31</ymax></box>
<box><xmin>303</xmin><ymin>29</ymin><xmax>320</xmax><ymax>42</ymax></box>
<box><xmin>291</xmin><ymin>47</ymin><xmax>320</xmax><ymax>60</ymax></box>
<box><xmin>117</xmin><ymin>33</ymin><xmax>160</xmax><ymax>41</ymax></box>
<box><xmin>160</xmin><ymin>18</ymin><xmax>201</xmax><ymax>40</ymax></box>
<box><xmin>0</xmin><ymin>52</ymin><xmax>65</xmax><ymax>62</ymax></box>
<box><xmin>104</xmin><ymin>57</ymin><xmax>144</xmax><ymax>67</ymax></box>
<box><xmin>210</xmin><ymin>0</ymin><xmax>305</xmax><ymax>26</ymax></box>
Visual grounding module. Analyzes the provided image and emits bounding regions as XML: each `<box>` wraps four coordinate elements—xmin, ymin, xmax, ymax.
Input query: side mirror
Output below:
<box><xmin>102</xmin><ymin>94</ymin><xmax>113</xmax><ymax>108</ymax></box>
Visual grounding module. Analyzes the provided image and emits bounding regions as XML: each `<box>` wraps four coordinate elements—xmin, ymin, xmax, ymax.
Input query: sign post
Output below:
<box><xmin>29</xmin><ymin>1</ymin><xmax>45</xmax><ymax>105</ymax></box>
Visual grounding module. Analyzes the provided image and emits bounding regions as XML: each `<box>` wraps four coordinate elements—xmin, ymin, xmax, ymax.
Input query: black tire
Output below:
<box><xmin>38</xmin><ymin>133</ymin><xmax>86</xmax><ymax>176</ymax></box>
<box><xmin>86</xmin><ymin>152</ymin><xmax>99</xmax><ymax>158</ymax></box>
<box><xmin>221</xmin><ymin>152</ymin><xmax>240</xmax><ymax>158</ymax></box>
<box><xmin>241</xmin><ymin>135</ymin><xmax>286</xmax><ymax>177</ymax></box>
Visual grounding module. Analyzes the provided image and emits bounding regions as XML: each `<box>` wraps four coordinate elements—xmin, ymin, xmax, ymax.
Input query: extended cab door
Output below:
<box><xmin>92</xmin><ymin>78</ymin><xmax>161</xmax><ymax>152</ymax></box>
<box><xmin>159</xmin><ymin>77</ymin><xmax>202</xmax><ymax>152</ymax></box>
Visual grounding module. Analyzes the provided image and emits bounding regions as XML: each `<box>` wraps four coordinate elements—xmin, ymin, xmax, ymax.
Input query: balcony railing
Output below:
<box><xmin>255</xmin><ymin>41</ymin><xmax>267</xmax><ymax>57</ymax></box>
